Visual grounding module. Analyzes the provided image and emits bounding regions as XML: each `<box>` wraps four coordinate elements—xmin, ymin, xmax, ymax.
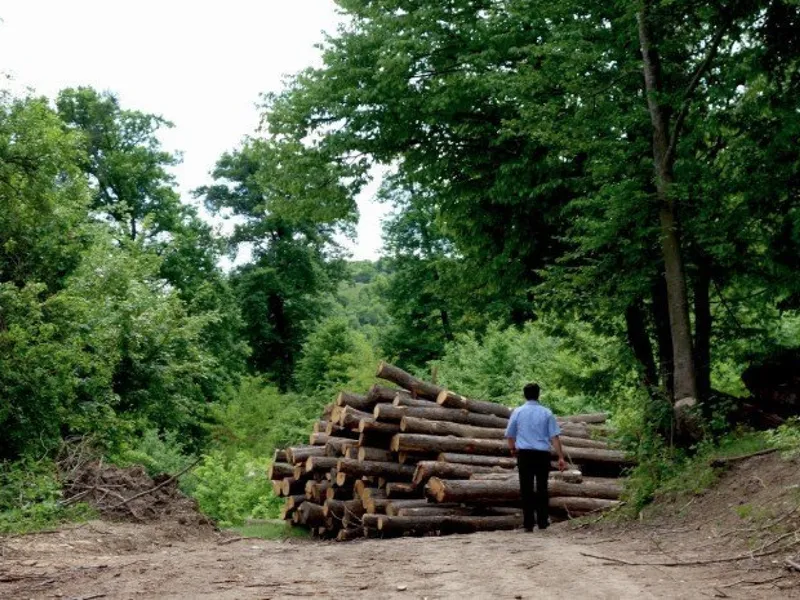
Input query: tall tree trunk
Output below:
<box><xmin>693</xmin><ymin>260</ymin><xmax>712</xmax><ymax>401</ymax></box>
<box><xmin>637</xmin><ymin>5</ymin><xmax>700</xmax><ymax>439</ymax></box>
<box><xmin>625</xmin><ymin>300</ymin><xmax>658</xmax><ymax>388</ymax></box>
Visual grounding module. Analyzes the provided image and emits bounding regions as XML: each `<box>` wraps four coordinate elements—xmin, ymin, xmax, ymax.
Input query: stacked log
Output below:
<box><xmin>268</xmin><ymin>361</ymin><xmax>630</xmax><ymax>540</ymax></box>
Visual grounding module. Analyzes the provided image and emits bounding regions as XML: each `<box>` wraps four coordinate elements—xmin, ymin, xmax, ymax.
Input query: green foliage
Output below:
<box><xmin>190</xmin><ymin>451</ymin><xmax>279</xmax><ymax>526</ymax></box>
<box><xmin>624</xmin><ymin>431</ymin><xmax>771</xmax><ymax>514</ymax></box>
<box><xmin>295</xmin><ymin>316</ymin><xmax>378</xmax><ymax>396</ymax></box>
<box><xmin>112</xmin><ymin>428</ymin><xmax>193</xmax><ymax>478</ymax></box>
<box><xmin>433</xmin><ymin>320</ymin><xmax>639</xmax><ymax>416</ymax></box>
<box><xmin>0</xmin><ymin>459</ymin><xmax>95</xmax><ymax>535</ymax></box>
<box><xmin>765</xmin><ymin>418</ymin><xmax>800</xmax><ymax>457</ymax></box>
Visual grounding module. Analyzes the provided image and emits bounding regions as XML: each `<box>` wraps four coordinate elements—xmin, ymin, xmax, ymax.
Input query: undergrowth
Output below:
<box><xmin>623</xmin><ymin>421</ymin><xmax>800</xmax><ymax>517</ymax></box>
<box><xmin>0</xmin><ymin>458</ymin><xmax>96</xmax><ymax>535</ymax></box>
<box><xmin>228</xmin><ymin>520</ymin><xmax>311</xmax><ymax>540</ymax></box>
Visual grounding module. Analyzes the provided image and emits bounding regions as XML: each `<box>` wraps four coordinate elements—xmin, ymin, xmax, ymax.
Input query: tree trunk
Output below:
<box><xmin>625</xmin><ymin>300</ymin><xmax>659</xmax><ymax>388</ymax></box>
<box><xmin>412</xmin><ymin>461</ymin><xmax>509</xmax><ymax>487</ymax></box>
<box><xmin>374</xmin><ymin>403</ymin><xmax>508</xmax><ymax>429</ymax></box>
<box><xmin>436</xmin><ymin>390</ymin><xmax>513</xmax><ymax>418</ymax></box>
<box><xmin>335</xmin><ymin>391</ymin><xmax>370</xmax><ymax>410</ymax></box>
<box><xmin>279</xmin><ymin>478</ymin><xmax>306</xmax><ymax>497</ymax></box>
<box><xmin>637</xmin><ymin>3</ymin><xmax>700</xmax><ymax>438</ymax></box>
<box><xmin>268</xmin><ymin>462</ymin><xmax>294</xmax><ymax>480</ymax></box>
<box><xmin>393</xmin><ymin>395</ymin><xmax>437</xmax><ymax>408</ymax></box>
<box><xmin>336</xmin><ymin>458</ymin><xmax>415</xmax><ymax>481</ymax></box>
<box><xmin>400</xmin><ymin>416</ymin><xmax>506</xmax><ymax>439</ymax></box>
<box><xmin>376</xmin><ymin>362</ymin><xmax>444</xmax><ymax>400</ymax></box>
<box><xmin>366</xmin><ymin>514</ymin><xmax>522</xmax><ymax>537</ymax></box>
<box><xmin>358</xmin><ymin>447</ymin><xmax>393</xmax><ymax>462</ymax></box>
<box><xmin>286</xmin><ymin>445</ymin><xmax>326</xmax><ymax>464</ymax></box>
<box><xmin>358</xmin><ymin>418</ymin><xmax>401</xmax><ymax>434</ymax></box>
<box><xmin>425</xmin><ymin>477</ymin><xmax>622</xmax><ymax>503</ymax></box>
<box><xmin>296</xmin><ymin>501</ymin><xmax>326</xmax><ymax>528</ymax></box>
<box><xmin>385</xmin><ymin>482</ymin><xmax>422</xmax><ymax>499</ymax></box>
<box><xmin>437</xmin><ymin>453</ymin><xmax>517</xmax><ymax>468</ymax></box>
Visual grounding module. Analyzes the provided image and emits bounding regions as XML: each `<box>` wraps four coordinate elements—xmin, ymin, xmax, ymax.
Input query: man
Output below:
<box><xmin>505</xmin><ymin>383</ymin><xmax>566</xmax><ymax>532</ymax></box>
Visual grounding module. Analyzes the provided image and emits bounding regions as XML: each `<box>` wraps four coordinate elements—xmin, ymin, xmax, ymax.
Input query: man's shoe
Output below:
<box><xmin>524</xmin><ymin>527</ymin><xmax>534</xmax><ymax>533</ymax></box>
<box><xmin>538</xmin><ymin>524</ymin><xmax>549</xmax><ymax>530</ymax></box>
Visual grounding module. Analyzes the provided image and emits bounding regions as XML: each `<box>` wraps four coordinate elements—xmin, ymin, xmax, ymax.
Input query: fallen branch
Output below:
<box><xmin>787</xmin><ymin>558</ymin><xmax>800</xmax><ymax>572</ymax></box>
<box><xmin>580</xmin><ymin>540</ymin><xmax>799</xmax><ymax>567</ymax></box>
<box><xmin>709</xmin><ymin>448</ymin><xmax>778</xmax><ymax>468</ymax></box>
<box><xmin>109</xmin><ymin>457</ymin><xmax>201</xmax><ymax>510</ymax></box>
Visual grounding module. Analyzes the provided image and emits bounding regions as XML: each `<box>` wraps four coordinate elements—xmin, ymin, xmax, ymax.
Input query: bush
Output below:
<box><xmin>190</xmin><ymin>451</ymin><xmax>279</xmax><ymax>526</ymax></box>
<box><xmin>112</xmin><ymin>428</ymin><xmax>194</xmax><ymax>477</ymax></box>
<box><xmin>0</xmin><ymin>459</ymin><xmax>95</xmax><ymax>534</ymax></box>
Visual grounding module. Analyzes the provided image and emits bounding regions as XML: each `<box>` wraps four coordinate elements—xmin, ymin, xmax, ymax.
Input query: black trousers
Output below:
<box><xmin>517</xmin><ymin>449</ymin><xmax>551</xmax><ymax>529</ymax></box>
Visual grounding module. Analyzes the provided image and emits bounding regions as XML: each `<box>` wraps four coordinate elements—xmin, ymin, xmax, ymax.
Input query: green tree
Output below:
<box><xmin>199</xmin><ymin>139</ymin><xmax>359</xmax><ymax>389</ymax></box>
<box><xmin>55</xmin><ymin>87</ymin><xmax>182</xmax><ymax>243</ymax></box>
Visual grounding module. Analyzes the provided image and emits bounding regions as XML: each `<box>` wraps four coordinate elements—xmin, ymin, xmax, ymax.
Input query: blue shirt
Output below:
<box><xmin>504</xmin><ymin>401</ymin><xmax>561</xmax><ymax>451</ymax></box>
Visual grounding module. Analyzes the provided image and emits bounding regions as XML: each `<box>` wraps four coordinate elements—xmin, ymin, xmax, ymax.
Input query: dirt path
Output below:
<box><xmin>2</xmin><ymin>520</ymin><xmax>797</xmax><ymax>599</ymax></box>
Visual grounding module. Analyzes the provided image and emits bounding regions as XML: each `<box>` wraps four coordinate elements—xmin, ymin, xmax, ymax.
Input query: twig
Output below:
<box><xmin>786</xmin><ymin>558</ymin><xmax>800</xmax><ymax>572</ymax></box>
<box><xmin>719</xmin><ymin>574</ymin><xmax>787</xmax><ymax>589</ymax></box>
<box><xmin>580</xmin><ymin>540</ymin><xmax>799</xmax><ymax>567</ymax></box>
<box><xmin>108</xmin><ymin>457</ymin><xmax>201</xmax><ymax>510</ymax></box>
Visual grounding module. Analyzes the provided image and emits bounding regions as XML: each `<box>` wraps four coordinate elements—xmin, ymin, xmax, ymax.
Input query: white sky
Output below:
<box><xmin>0</xmin><ymin>0</ymin><xmax>389</xmax><ymax>260</ymax></box>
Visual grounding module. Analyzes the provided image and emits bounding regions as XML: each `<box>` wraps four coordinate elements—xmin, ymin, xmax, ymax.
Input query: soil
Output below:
<box><xmin>2</xmin><ymin>453</ymin><xmax>799</xmax><ymax>599</ymax></box>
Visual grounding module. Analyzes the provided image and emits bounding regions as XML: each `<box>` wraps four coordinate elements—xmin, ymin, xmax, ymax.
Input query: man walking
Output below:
<box><xmin>505</xmin><ymin>383</ymin><xmax>566</xmax><ymax>531</ymax></box>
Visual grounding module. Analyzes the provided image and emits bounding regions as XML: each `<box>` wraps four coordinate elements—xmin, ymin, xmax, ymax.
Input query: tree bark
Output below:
<box><xmin>374</xmin><ymin>403</ymin><xmax>509</xmax><ymax>429</ymax></box>
<box><xmin>268</xmin><ymin>462</ymin><xmax>294</xmax><ymax>480</ymax></box>
<box><xmin>376</xmin><ymin>361</ymin><xmax>444</xmax><ymax>400</ymax></box>
<box><xmin>336</xmin><ymin>458</ymin><xmax>415</xmax><ymax>481</ymax></box>
<box><xmin>385</xmin><ymin>482</ymin><xmax>422</xmax><ymax>499</ymax></box>
<box><xmin>637</xmin><ymin>2</ymin><xmax>700</xmax><ymax>437</ymax></box>
<box><xmin>279</xmin><ymin>478</ymin><xmax>306</xmax><ymax>497</ymax></box>
<box><xmin>436</xmin><ymin>390</ymin><xmax>513</xmax><ymax>418</ymax></box>
<box><xmin>425</xmin><ymin>477</ymin><xmax>622</xmax><ymax>503</ymax></box>
<box><xmin>358</xmin><ymin>447</ymin><xmax>393</xmax><ymax>462</ymax></box>
<box><xmin>358</xmin><ymin>418</ymin><xmax>401</xmax><ymax>434</ymax></box>
<box><xmin>400</xmin><ymin>416</ymin><xmax>506</xmax><ymax>439</ymax></box>
<box><xmin>412</xmin><ymin>461</ymin><xmax>509</xmax><ymax>487</ymax></box>
<box><xmin>652</xmin><ymin>274</ymin><xmax>675</xmax><ymax>397</ymax></box>
<box><xmin>335</xmin><ymin>391</ymin><xmax>370</xmax><ymax>410</ymax></box>
<box><xmin>393</xmin><ymin>394</ymin><xmax>437</xmax><ymax>408</ymax></box>
<box><xmin>296</xmin><ymin>501</ymin><xmax>326</xmax><ymax>527</ymax></box>
<box><xmin>369</xmin><ymin>514</ymin><xmax>522</xmax><ymax>537</ymax></box>
<box><xmin>437</xmin><ymin>453</ymin><xmax>517</xmax><ymax>468</ymax></box>
<box><xmin>286</xmin><ymin>445</ymin><xmax>326</xmax><ymax>464</ymax></box>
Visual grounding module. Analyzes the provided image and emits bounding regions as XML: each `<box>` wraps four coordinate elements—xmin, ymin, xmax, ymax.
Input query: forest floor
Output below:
<box><xmin>2</xmin><ymin>453</ymin><xmax>799</xmax><ymax>600</ymax></box>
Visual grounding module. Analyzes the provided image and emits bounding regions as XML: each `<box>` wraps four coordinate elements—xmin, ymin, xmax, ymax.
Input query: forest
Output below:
<box><xmin>2</xmin><ymin>0</ymin><xmax>799</xmax><ymax>532</ymax></box>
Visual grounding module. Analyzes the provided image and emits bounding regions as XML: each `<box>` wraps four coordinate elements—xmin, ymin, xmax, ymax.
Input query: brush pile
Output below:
<box><xmin>269</xmin><ymin>362</ymin><xmax>632</xmax><ymax>540</ymax></box>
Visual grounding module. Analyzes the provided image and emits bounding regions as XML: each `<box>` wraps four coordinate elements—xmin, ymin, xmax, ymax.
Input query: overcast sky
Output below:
<box><xmin>0</xmin><ymin>0</ymin><xmax>388</xmax><ymax>260</ymax></box>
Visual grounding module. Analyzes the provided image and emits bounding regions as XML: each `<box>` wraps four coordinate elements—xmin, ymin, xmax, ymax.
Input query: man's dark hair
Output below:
<box><xmin>523</xmin><ymin>383</ymin><xmax>540</xmax><ymax>400</ymax></box>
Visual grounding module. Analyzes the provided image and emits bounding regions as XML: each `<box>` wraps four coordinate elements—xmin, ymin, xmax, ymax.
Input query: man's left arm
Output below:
<box><xmin>505</xmin><ymin>411</ymin><xmax>518</xmax><ymax>457</ymax></box>
<box><xmin>549</xmin><ymin>415</ymin><xmax>566</xmax><ymax>471</ymax></box>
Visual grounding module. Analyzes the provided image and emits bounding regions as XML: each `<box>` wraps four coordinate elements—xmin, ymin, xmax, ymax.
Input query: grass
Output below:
<box><xmin>227</xmin><ymin>519</ymin><xmax>311</xmax><ymax>540</ymax></box>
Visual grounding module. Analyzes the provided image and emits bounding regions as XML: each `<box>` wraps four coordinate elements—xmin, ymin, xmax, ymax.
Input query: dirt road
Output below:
<box><xmin>2</xmin><ymin>520</ymin><xmax>797</xmax><ymax>599</ymax></box>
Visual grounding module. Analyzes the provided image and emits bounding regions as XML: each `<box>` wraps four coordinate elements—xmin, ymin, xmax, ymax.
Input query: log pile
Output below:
<box><xmin>268</xmin><ymin>362</ymin><xmax>630</xmax><ymax>540</ymax></box>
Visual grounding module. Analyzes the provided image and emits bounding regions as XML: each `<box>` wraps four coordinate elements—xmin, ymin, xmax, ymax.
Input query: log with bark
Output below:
<box><xmin>436</xmin><ymin>390</ymin><xmax>513</xmax><ymax>418</ymax></box>
<box><xmin>296</xmin><ymin>501</ymin><xmax>326</xmax><ymax>528</ymax></box>
<box><xmin>324</xmin><ymin>421</ymin><xmax>360</xmax><ymax>439</ymax></box>
<box><xmin>384</xmin><ymin>499</ymin><xmax>446</xmax><ymax>516</ymax></box>
<box><xmin>335</xmin><ymin>391</ymin><xmax>371</xmax><ymax>411</ymax></box>
<box><xmin>358</xmin><ymin>418</ymin><xmax>401</xmax><ymax>434</ymax></box>
<box><xmin>358</xmin><ymin>447</ymin><xmax>393</xmax><ymax>462</ymax></box>
<box><xmin>279</xmin><ymin>478</ymin><xmax>307</xmax><ymax>496</ymax></box>
<box><xmin>304</xmin><ymin>456</ymin><xmax>340</xmax><ymax>475</ymax></box>
<box><xmin>273</xmin><ymin>449</ymin><xmax>288</xmax><ymax>463</ymax></box>
<box><xmin>425</xmin><ymin>477</ymin><xmax>622</xmax><ymax>503</ymax></box>
<box><xmin>337</xmin><ymin>406</ymin><xmax>374</xmax><ymax>429</ymax></box>
<box><xmin>400</xmin><ymin>415</ymin><xmax>506</xmax><ymax>439</ymax></box>
<box><xmin>280</xmin><ymin>494</ymin><xmax>307</xmax><ymax>520</ymax></box>
<box><xmin>558</xmin><ymin>413</ymin><xmax>608</xmax><ymax>425</ymax></box>
<box><xmin>286</xmin><ymin>445</ymin><xmax>327</xmax><ymax>464</ymax></box>
<box><xmin>411</xmin><ymin>461</ymin><xmax>508</xmax><ymax>487</ymax></box>
<box><xmin>376</xmin><ymin>362</ymin><xmax>445</xmax><ymax>400</ymax></box>
<box><xmin>393</xmin><ymin>394</ymin><xmax>437</xmax><ymax>408</ymax></box>
<box><xmin>312</xmin><ymin>420</ymin><xmax>328</xmax><ymax>434</ymax></box>
<box><xmin>305</xmin><ymin>480</ymin><xmax>331</xmax><ymax>503</ymax></box>
<box><xmin>325</xmin><ymin>484</ymin><xmax>354</xmax><ymax>501</ymax></box>
<box><xmin>268</xmin><ymin>462</ymin><xmax>294</xmax><ymax>480</ymax></box>
<box><xmin>438</xmin><ymin>453</ymin><xmax>517</xmax><ymax>468</ymax></box>
<box><xmin>392</xmin><ymin>433</ymin><xmax>510</xmax><ymax>456</ymax></box>
<box><xmin>375</xmin><ymin>404</ymin><xmax>508</xmax><ymax>429</ymax></box>
<box><xmin>336</xmin><ymin>458</ymin><xmax>415</xmax><ymax>482</ymax></box>
<box><xmin>385</xmin><ymin>482</ymin><xmax>422</xmax><ymax>499</ymax></box>
<box><xmin>368</xmin><ymin>514</ymin><xmax>523</xmax><ymax>537</ymax></box>
<box><xmin>324</xmin><ymin>437</ymin><xmax>357</xmax><ymax>457</ymax></box>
